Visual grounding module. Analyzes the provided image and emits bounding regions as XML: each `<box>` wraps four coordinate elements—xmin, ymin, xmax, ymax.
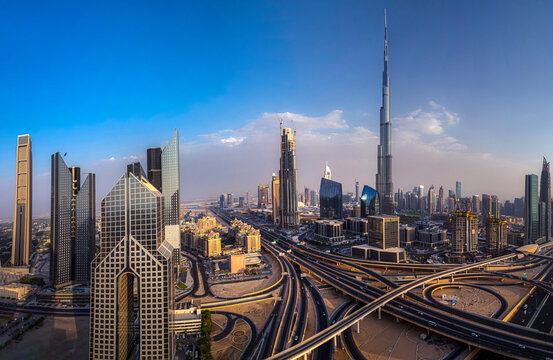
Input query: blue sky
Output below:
<box><xmin>1</xmin><ymin>1</ymin><xmax>553</xmax><ymax>218</ymax></box>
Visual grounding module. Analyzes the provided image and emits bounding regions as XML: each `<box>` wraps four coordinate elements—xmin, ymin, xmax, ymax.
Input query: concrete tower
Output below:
<box><xmin>280</xmin><ymin>125</ymin><xmax>299</xmax><ymax>228</ymax></box>
<box><xmin>12</xmin><ymin>134</ymin><xmax>32</xmax><ymax>266</ymax></box>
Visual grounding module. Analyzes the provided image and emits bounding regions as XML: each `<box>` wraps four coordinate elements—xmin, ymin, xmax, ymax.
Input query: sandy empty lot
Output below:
<box><xmin>353</xmin><ymin>312</ymin><xmax>456</xmax><ymax>360</ymax></box>
<box><xmin>210</xmin><ymin>250</ymin><xmax>282</xmax><ymax>298</ymax></box>
<box><xmin>432</xmin><ymin>286</ymin><xmax>502</xmax><ymax>317</ymax></box>
<box><xmin>212</xmin><ymin>319</ymin><xmax>251</xmax><ymax>360</ymax></box>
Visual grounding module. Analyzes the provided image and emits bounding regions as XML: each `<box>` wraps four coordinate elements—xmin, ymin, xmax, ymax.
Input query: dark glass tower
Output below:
<box><xmin>375</xmin><ymin>12</ymin><xmax>394</xmax><ymax>215</ymax></box>
<box><xmin>525</xmin><ymin>174</ymin><xmax>539</xmax><ymax>243</ymax></box>
<box><xmin>319</xmin><ymin>178</ymin><xmax>343</xmax><ymax>219</ymax></box>
<box><xmin>539</xmin><ymin>157</ymin><xmax>551</xmax><ymax>240</ymax></box>
<box><xmin>51</xmin><ymin>153</ymin><xmax>73</xmax><ymax>287</ymax></box>
<box><xmin>360</xmin><ymin>185</ymin><xmax>381</xmax><ymax>217</ymax></box>
<box><xmin>51</xmin><ymin>153</ymin><xmax>95</xmax><ymax>287</ymax></box>
<box><xmin>147</xmin><ymin>147</ymin><xmax>162</xmax><ymax>191</ymax></box>
<box><xmin>127</xmin><ymin>161</ymin><xmax>147</xmax><ymax>178</ymax></box>
<box><xmin>75</xmin><ymin>173</ymin><xmax>95</xmax><ymax>282</ymax></box>
<box><xmin>279</xmin><ymin>126</ymin><xmax>299</xmax><ymax>228</ymax></box>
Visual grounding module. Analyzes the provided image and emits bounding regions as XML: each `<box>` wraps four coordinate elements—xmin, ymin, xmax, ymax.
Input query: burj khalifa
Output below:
<box><xmin>376</xmin><ymin>11</ymin><xmax>394</xmax><ymax>215</ymax></box>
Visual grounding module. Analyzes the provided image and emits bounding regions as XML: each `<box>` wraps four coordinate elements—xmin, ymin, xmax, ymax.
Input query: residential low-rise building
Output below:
<box><xmin>229</xmin><ymin>219</ymin><xmax>261</xmax><ymax>252</ymax></box>
<box><xmin>314</xmin><ymin>220</ymin><xmax>345</xmax><ymax>244</ymax></box>
<box><xmin>399</xmin><ymin>225</ymin><xmax>415</xmax><ymax>247</ymax></box>
<box><xmin>416</xmin><ymin>227</ymin><xmax>448</xmax><ymax>248</ymax></box>
<box><xmin>203</xmin><ymin>231</ymin><xmax>221</xmax><ymax>257</ymax></box>
<box><xmin>197</xmin><ymin>216</ymin><xmax>217</xmax><ymax>232</ymax></box>
<box><xmin>0</xmin><ymin>283</ymin><xmax>32</xmax><ymax>300</ymax></box>
<box><xmin>230</xmin><ymin>254</ymin><xmax>246</xmax><ymax>274</ymax></box>
<box><xmin>173</xmin><ymin>302</ymin><xmax>202</xmax><ymax>337</ymax></box>
<box><xmin>351</xmin><ymin>244</ymin><xmax>406</xmax><ymax>263</ymax></box>
<box><xmin>36</xmin><ymin>285</ymin><xmax>90</xmax><ymax>304</ymax></box>
<box><xmin>345</xmin><ymin>217</ymin><xmax>368</xmax><ymax>235</ymax></box>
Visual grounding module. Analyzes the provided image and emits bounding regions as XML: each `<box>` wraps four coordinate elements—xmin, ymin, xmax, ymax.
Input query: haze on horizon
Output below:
<box><xmin>1</xmin><ymin>0</ymin><xmax>553</xmax><ymax>219</ymax></box>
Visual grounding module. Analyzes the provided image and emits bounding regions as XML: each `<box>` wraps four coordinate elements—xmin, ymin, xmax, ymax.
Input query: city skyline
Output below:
<box><xmin>3</xmin><ymin>1</ymin><xmax>553</xmax><ymax>217</ymax></box>
<box><xmin>2</xmin><ymin>3</ymin><xmax>553</xmax><ymax>359</ymax></box>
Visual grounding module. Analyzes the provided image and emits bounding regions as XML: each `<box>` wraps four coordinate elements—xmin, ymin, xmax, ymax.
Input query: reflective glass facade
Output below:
<box><xmin>319</xmin><ymin>178</ymin><xmax>343</xmax><ymax>219</ymax></box>
<box><xmin>51</xmin><ymin>153</ymin><xmax>96</xmax><ymax>286</ymax></box>
<box><xmin>51</xmin><ymin>153</ymin><xmax>73</xmax><ymax>286</ymax></box>
<box><xmin>540</xmin><ymin>157</ymin><xmax>551</xmax><ymax>239</ymax></box>
<box><xmin>161</xmin><ymin>130</ymin><xmax>180</xmax><ymax>264</ymax></box>
<box><xmin>162</xmin><ymin>130</ymin><xmax>180</xmax><ymax>226</ymax></box>
<box><xmin>75</xmin><ymin>173</ymin><xmax>95</xmax><ymax>282</ymax></box>
<box><xmin>525</xmin><ymin>174</ymin><xmax>539</xmax><ymax>243</ymax></box>
<box><xmin>375</xmin><ymin>16</ymin><xmax>394</xmax><ymax>214</ymax></box>
<box><xmin>360</xmin><ymin>185</ymin><xmax>381</xmax><ymax>218</ymax></box>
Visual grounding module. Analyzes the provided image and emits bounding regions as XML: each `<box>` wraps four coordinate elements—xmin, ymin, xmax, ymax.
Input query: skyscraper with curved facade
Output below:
<box><xmin>375</xmin><ymin>12</ymin><xmax>394</xmax><ymax>215</ymax></box>
<box><xmin>319</xmin><ymin>163</ymin><xmax>342</xmax><ymax>219</ymax></box>
<box><xmin>360</xmin><ymin>185</ymin><xmax>380</xmax><ymax>218</ymax></box>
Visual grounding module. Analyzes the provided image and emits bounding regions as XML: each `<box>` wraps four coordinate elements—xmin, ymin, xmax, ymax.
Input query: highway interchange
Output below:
<box><xmin>205</xmin><ymin>207</ymin><xmax>553</xmax><ymax>360</ymax></box>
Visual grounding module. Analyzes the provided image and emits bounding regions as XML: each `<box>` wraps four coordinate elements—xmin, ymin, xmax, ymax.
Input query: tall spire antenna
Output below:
<box><xmin>384</xmin><ymin>9</ymin><xmax>388</xmax><ymax>56</ymax></box>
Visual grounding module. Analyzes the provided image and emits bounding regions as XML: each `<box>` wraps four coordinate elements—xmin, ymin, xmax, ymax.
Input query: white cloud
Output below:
<box><xmin>394</xmin><ymin>100</ymin><xmax>465</xmax><ymax>152</ymax></box>
<box><xmin>200</xmin><ymin>110</ymin><xmax>373</xmax><ymax>149</ymax></box>
<box><xmin>220</xmin><ymin>136</ymin><xmax>246</xmax><ymax>146</ymax></box>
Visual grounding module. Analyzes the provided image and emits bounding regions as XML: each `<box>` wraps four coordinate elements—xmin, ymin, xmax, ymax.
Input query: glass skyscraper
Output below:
<box><xmin>50</xmin><ymin>153</ymin><xmax>95</xmax><ymax>287</ymax></box>
<box><xmin>375</xmin><ymin>13</ymin><xmax>394</xmax><ymax>215</ymax></box>
<box><xmin>12</xmin><ymin>134</ymin><xmax>32</xmax><ymax>266</ymax></box>
<box><xmin>456</xmin><ymin>181</ymin><xmax>462</xmax><ymax>199</ymax></box>
<box><xmin>525</xmin><ymin>174</ymin><xmax>539</xmax><ymax>243</ymax></box>
<box><xmin>51</xmin><ymin>153</ymin><xmax>73</xmax><ymax>286</ymax></box>
<box><xmin>90</xmin><ymin>165</ymin><xmax>174</xmax><ymax>360</ymax></box>
<box><xmin>319</xmin><ymin>178</ymin><xmax>343</xmax><ymax>219</ymax></box>
<box><xmin>161</xmin><ymin>130</ymin><xmax>180</xmax><ymax>227</ymax></box>
<box><xmin>360</xmin><ymin>185</ymin><xmax>380</xmax><ymax>218</ymax></box>
<box><xmin>539</xmin><ymin>157</ymin><xmax>551</xmax><ymax>240</ymax></box>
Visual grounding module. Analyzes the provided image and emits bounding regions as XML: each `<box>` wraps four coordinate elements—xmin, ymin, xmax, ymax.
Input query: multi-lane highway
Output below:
<box><xmin>211</xmin><ymin>207</ymin><xmax>553</xmax><ymax>359</ymax></box>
